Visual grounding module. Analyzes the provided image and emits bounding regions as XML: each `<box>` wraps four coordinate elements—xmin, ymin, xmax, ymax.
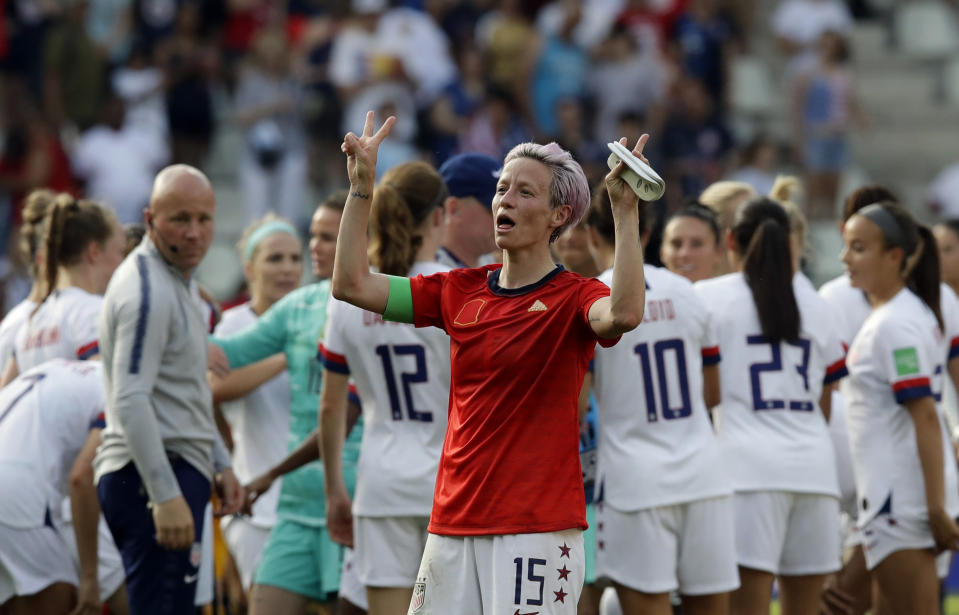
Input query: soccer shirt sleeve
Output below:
<box><xmin>578</xmin><ymin>277</ymin><xmax>621</xmax><ymax>348</ymax></box>
<box><xmin>941</xmin><ymin>284</ymin><xmax>959</xmax><ymax>360</ymax></box>
<box><xmin>212</xmin><ymin>293</ymin><xmax>290</xmax><ymax>368</ymax></box>
<box><xmin>876</xmin><ymin>319</ymin><xmax>935</xmax><ymax>404</ymax></box>
<box><xmin>822</xmin><ymin>321</ymin><xmax>849</xmax><ymax>386</ymax></box>
<box><xmin>409</xmin><ymin>270</ymin><xmax>448</xmax><ymax>330</ymax></box>
<box><xmin>71</xmin><ymin>296</ymin><xmax>103</xmax><ymax>360</ymax></box>
<box><xmin>689</xmin><ymin>284</ymin><xmax>720</xmax><ymax>366</ymax></box>
<box><xmin>318</xmin><ymin>297</ymin><xmax>350</xmax><ymax>375</ymax></box>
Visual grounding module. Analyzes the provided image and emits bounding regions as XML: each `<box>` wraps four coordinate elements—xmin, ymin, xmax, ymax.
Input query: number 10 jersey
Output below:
<box><xmin>593</xmin><ymin>265</ymin><xmax>730</xmax><ymax>512</ymax></box>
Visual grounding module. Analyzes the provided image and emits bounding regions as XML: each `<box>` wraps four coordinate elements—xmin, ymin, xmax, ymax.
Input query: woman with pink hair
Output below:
<box><xmin>330</xmin><ymin>111</ymin><xmax>649</xmax><ymax>614</ymax></box>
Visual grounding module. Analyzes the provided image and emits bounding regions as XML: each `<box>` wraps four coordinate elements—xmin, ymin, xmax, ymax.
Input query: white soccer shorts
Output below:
<box><xmin>595</xmin><ymin>496</ymin><xmax>739</xmax><ymax>595</ymax></box>
<box><xmin>355</xmin><ymin>515</ymin><xmax>429</xmax><ymax>588</ymax></box>
<box><xmin>408</xmin><ymin>529</ymin><xmax>585</xmax><ymax>615</ymax></box>
<box><xmin>734</xmin><ymin>491</ymin><xmax>841</xmax><ymax>576</ymax></box>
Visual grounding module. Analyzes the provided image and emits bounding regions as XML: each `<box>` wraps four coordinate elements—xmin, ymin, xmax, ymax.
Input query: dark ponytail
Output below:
<box><xmin>910</xmin><ymin>225</ymin><xmax>943</xmax><ymax>331</ymax></box>
<box><xmin>861</xmin><ymin>202</ymin><xmax>943</xmax><ymax>330</ymax></box>
<box><xmin>732</xmin><ymin>198</ymin><xmax>800</xmax><ymax>343</ymax></box>
<box><xmin>368</xmin><ymin>162</ymin><xmax>447</xmax><ymax>277</ymax></box>
<box><xmin>34</xmin><ymin>195</ymin><xmax>118</xmax><ymax>314</ymax></box>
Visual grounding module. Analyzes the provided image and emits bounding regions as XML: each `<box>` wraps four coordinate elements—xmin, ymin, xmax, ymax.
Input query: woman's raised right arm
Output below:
<box><xmin>331</xmin><ymin>111</ymin><xmax>395</xmax><ymax>314</ymax></box>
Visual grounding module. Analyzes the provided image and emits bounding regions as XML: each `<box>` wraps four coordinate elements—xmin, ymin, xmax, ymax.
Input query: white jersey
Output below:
<box><xmin>213</xmin><ymin>303</ymin><xmax>290</xmax><ymax>529</ymax></box>
<box><xmin>0</xmin><ymin>360</ymin><xmax>105</xmax><ymax>529</ymax></box>
<box><xmin>695</xmin><ymin>272</ymin><xmax>846</xmax><ymax>496</ymax></box>
<box><xmin>319</xmin><ymin>261</ymin><xmax>451</xmax><ymax>517</ymax></box>
<box><xmin>0</xmin><ymin>299</ymin><xmax>35</xmax><ymax>370</ymax></box>
<box><xmin>13</xmin><ymin>287</ymin><xmax>102</xmax><ymax>371</ymax></box>
<box><xmin>820</xmin><ymin>274</ymin><xmax>959</xmax><ymax>354</ymax></box>
<box><xmin>845</xmin><ymin>288</ymin><xmax>959</xmax><ymax>525</ymax></box>
<box><xmin>593</xmin><ymin>265</ymin><xmax>730</xmax><ymax>511</ymax></box>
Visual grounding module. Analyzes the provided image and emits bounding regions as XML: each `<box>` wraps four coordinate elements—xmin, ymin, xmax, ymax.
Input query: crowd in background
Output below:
<box><xmin>4</xmin><ymin>0</ymin><xmax>948</xmax><ymax>311</ymax></box>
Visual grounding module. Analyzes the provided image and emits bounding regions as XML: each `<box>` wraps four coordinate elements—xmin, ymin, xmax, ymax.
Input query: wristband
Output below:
<box><xmin>383</xmin><ymin>275</ymin><xmax>414</xmax><ymax>323</ymax></box>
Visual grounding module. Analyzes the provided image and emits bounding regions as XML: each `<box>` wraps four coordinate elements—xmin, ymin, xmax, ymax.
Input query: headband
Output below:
<box><xmin>857</xmin><ymin>203</ymin><xmax>904</xmax><ymax>249</ymax></box>
<box><xmin>244</xmin><ymin>221</ymin><xmax>298</xmax><ymax>261</ymax></box>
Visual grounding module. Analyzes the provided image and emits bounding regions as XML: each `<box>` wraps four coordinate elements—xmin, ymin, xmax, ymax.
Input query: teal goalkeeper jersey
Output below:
<box><xmin>212</xmin><ymin>281</ymin><xmax>360</xmax><ymax>526</ymax></box>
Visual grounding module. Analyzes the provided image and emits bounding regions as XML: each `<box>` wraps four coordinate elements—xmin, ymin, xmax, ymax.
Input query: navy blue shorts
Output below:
<box><xmin>98</xmin><ymin>458</ymin><xmax>210</xmax><ymax>615</ymax></box>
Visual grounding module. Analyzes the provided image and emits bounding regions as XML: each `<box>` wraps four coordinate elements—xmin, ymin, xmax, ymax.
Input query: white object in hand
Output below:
<box><xmin>607</xmin><ymin>141</ymin><xmax>666</xmax><ymax>201</ymax></box>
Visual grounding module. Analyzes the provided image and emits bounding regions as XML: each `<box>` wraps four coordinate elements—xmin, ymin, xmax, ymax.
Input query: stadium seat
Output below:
<box><xmin>729</xmin><ymin>55</ymin><xmax>776</xmax><ymax>117</ymax></box>
<box><xmin>895</xmin><ymin>2</ymin><xmax>959</xmax><ymax>61</ymax></box>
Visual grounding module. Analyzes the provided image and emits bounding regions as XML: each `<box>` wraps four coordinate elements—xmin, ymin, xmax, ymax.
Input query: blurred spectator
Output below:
<box><xmin>672</xmin><ymin>0</ymin><xmax>735</xmax><ymax>104</ymax></box>
<box><xmin>71</xmin><ymin>93</ymin><xmax>169</xmax><ymax>223</ymax></box>
<box><xmin>235</xmin><ymin>27</ymin><xmax>308</xmax><ymax>223</ymax></box>
<box><xmin>536</xmin><ymin>0</ymin><xmax>620</xmax><ymax>50</ymax></box>
<box><xmin>376</xmin><ymin>3</ymin><xmax>456</xmax><ymax>106</ymax></box>
<box><xmin>5</xmin><ymin>0</ymin><xmax>61</xmax><ymax>98</ymax></box>
<box><xmin>474</xmin><ymin>0</ymin><xmax>534</xmax><ymax>97</ymax></box>
<box><xmin>728</xmin><ymin>134</ymin><xmax>779</xmax><ymax>196</ymax></box>
<box><xmin>297</xmin><ymin>15</ymin><xmax>344</xmax><ymax>191</ymax></box>
<box><xmin>329</xmin><ymin>1</ymin><xmax>419</xmax><ymax>141</ymax></box>
<box><xmin>330</xmin><ymin>0</ymin><xmax>456</xmax><ymax>112</ymax></box>
<box><xmin>554</xmin><ymin>96</ymin><xmax>607</xmax><ymax>186</ymax></box>
<box><xmin>928</xmin><ymin>162</ymin><xmax>959</xmax><ymax>219</ymax></box>
<box><xmin>112</xmin><ymin>39</ymin><xmax>169</xmax><ymax>140</ymax></box>
<box><xmin>86</xmin><ymin>0</ymin><xmax>134</xmax><ymax>64</ymax></box>
<box><xmin>424</xmin><ymin>42</ymin><xmax>486</xmax><ymax>165</ymax></box>
<box><xmin>43</xmin><ymin>0</ymin><xmax>106</xmax><ymax>131</ymax></box>
<box><xmin>615</xmin><ymin>0</ymin><xmax>687</xmax><ymax>58</ymax></box>
<box><xmin>459</xmin><ymin>85</ymin><xmax>532</xmax><ymax>160</ymax></box>
<box><xmin>661</xmin><ymin>76</ymin><xmax>733</xmax><ymax>206</ymax></box>
<box><xmin>587</xmin><ymin>22</ymin><xmax>668</xmax><ymax>142</ymax></box>
<box><xmin>374</xmin><ymin>100</ymin><xmax>418</xmax><ymax>177</ymax></box>
<box><xmin>523</xmin><ymin>0</ymin><xmax>589</xmax><ymax>137</ymax></box>
<box><xmin>791</xmin><ymin>30</ymin><xmax>867</xmax><ymax>219</ymax></box>
<box><xmin>157</xmin><ymin>1</ymin><xmax>218</xmax><ymax>168</ymax></box>
<box><xmin>772</xmin><ymin>0</ymin><xmax>852</xmax><ymax>72</ymax></box>
<box><xmin>0</xmin><ymin>92</ymin><xmax>77</xmax><ymax>224</ymax></box>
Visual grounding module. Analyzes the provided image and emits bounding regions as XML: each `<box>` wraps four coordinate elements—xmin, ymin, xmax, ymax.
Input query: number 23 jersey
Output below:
<box><xmin>695</xmin><ymin>272</ymin><xmax>846</xmax><ymax>496</ymax></box>
<box><xmin>320</xmin><ymin>262</ymin><xmax>451</xmax><ymax>518</ymax></box>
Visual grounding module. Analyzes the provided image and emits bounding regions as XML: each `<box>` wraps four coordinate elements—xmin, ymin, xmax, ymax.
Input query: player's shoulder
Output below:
<box><xmin>278</xmin><ymin>281</ymin><xmax>329</xmax><ymax>309</ymax></box>
<box><xmin>0</xmin><ymin>300</ymin><xmax>34</xmax><ymax>333</ymax></box>
<box><xmin>693</xmin><ymin>271</ymin><xmax>744</xmax><ymax>298</ymax></box>
<box><xmin>410</xmin><ymin>261</ymin><xmax>452</xmax><ymax>277</ymax></box>
<box><xmin>818</xmin><ymin>273</ymin><xmax>858</xmax><ymax>302</ymax></box>
<box><xmin>871</xmin><ymin>290</ymin><xmax>933</xmax><ymax>338</ymax></box>
<box><xmin>215</xmin><ymin>303</ymin><xmax>255</xmax><ymax>335</ymax></box>
<box><xmin>645</xmin><ymin>264</ymin><xmax>694</xmax><ymax>294</ymax></box>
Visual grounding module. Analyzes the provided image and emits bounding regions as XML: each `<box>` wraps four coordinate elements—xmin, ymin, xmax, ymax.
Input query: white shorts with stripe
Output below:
<box><xmin>408</xmin><ymin>530</ymin><xmax>584</xmax><ymax>615</ymax></box>
<box><xmin>355</xmin><ymin>515</ymin><xmax>429</xmax><ymax>588</ymax></box>
<box><xmin>221</xmin><ymin>515</ymin><xmax>272</xmax><ymax>590</ymax></box>
<box><xmin>734</xmin><ymin>491</ymin><xmax>841</xmax><ymax>576</ymax></box>
<box><xmin>0</xmin><ymin>522</ymin><xmax>77</xmax><ymax>603</ymax></box>
<box><xmin>595</xmin><ymin>496</ymin><xmax>739</xmax><ymax>595</ymax></box>
<box><xmin>339</xmin><ymin>548</ymin><xmax>369</xmax><ymax>610</ymax></box>
<box><xmin>59</xmin><ymin>515</ymin><xmax>125</xmax><ymax>601</ymax></box>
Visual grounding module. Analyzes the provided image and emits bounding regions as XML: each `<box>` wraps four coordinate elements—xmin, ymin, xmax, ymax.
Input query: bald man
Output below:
<box><xmin>94</xmin><ymin>165</ymin><xmax>243</xmax><ymax>614</ymax></box>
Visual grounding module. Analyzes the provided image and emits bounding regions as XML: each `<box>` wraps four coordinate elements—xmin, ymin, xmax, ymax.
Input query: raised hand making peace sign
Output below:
<box><xmin>341</xmin><ymin>110</ymin><xmax>396</xmax><ymax>189</ymax></box>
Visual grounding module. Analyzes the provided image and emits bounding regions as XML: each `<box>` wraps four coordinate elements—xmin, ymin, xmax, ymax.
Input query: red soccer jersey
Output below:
<box><xmin>410</xmin><ymin>264</ymin><xmax>620</xmax><ymax>535</ymax></box>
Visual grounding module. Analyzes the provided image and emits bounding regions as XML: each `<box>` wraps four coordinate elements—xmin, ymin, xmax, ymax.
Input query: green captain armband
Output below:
<box><xmin>383</xmin><ymin>275</ymin><xmax>414</xmax><ymax>323</ymax></box>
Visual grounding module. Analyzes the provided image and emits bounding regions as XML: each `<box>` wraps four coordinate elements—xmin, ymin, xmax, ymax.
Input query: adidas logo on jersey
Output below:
<box><xmin>528</xmin><ymin>300</ymin><xmax>548</xmax><ymax>312</ymax></box>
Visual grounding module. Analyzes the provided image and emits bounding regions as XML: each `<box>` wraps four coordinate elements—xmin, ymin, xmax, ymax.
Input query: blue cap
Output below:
<box><xmin>439</xmin><ymin>153</ymin><xmax>501</xmax><ymax>209</ymax></box>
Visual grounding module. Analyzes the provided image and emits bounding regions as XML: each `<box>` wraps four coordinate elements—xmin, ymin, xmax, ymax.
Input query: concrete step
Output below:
<box><xmin>850</xmin><ymin>126</ymin><xmax>957</xmax><ymax>185</ymax></box>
